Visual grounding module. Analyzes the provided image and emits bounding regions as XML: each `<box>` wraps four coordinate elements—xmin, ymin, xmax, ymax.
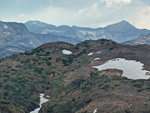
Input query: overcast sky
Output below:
<box><xmin>0</xmin><ymin>0</ymin><xmax>150</xmax><ymax>29</ymax></box>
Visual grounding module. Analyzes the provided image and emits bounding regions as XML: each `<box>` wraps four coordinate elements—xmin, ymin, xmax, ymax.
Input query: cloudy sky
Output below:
<box><xmin>0</xmin><ymin>0</ymin><xmax>150</xmax><ymax>29</ymax></box>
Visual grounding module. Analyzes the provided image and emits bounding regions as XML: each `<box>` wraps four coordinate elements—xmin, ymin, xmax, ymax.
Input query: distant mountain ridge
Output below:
<box><xmin>25</xmin><ymin>20</ymin><xmax>150</xmax><ymax>43</ymax></box>
<box><xmin>123</xmin><ymin>33</ymin><xmax>150</xmax><ymax>45</ymax></box>
<box><xmin>0</xmin><ymin>20</ymin><xmax>150</xmax><ymax>58</ymax></box>
<box><xmin>0</xmin><ymin>21</ymin><xmax>80</xmax><ymax>58</ymax></box>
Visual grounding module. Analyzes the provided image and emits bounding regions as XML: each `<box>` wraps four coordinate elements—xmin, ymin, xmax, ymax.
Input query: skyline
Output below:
<box><xmin>0</xmin><ymin>0</ymin><xmax>150</xmax><ymax>29</ymax></box>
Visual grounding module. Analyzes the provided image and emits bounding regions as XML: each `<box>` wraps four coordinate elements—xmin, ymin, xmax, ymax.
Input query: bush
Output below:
<box><xmin>46</xmin><ymin>61</ymin><xmax>51</xmax><ymax>66</ymax></box>
<box><xmin>44</xmin><ymin>52</ymin><xmax>50</xmax><ymax>56</ymax></box>
<box><xmin>4</xmin><ymin>92</ymin><xmax>9</xmax><ymax>96</ymax></box>
<box><xmin>56</xmin><ymin>58</ymin><xmax>61</xmax><ymax>62</ymax></box>
<box><xmin>0</xmin><ymin>101</ymin><xmax>9</xmax><ymax>104</ymax></box>
<box><xmin>62</xmin><ymin>55</ymin><xmax>77</xmax><ymax>66</ymax></box>
<box><xmin>34</xmin><ymin>67</ymin><xmax>44</xmax><ymax>74</ymax></box>
<box><xmin>134</xmin><ymin>83</ymin><xmax>143</xmax><ymax>88</ymax></box>
<box><xmin>85</xmin><ymin>99</ymin><xmax>92</xmax><ymax>104</ymax></box>
<box><xmin>109</xmin><ymin>47</ymin><xmax>114</xmax><ymax>51</ymax></box>
<box><xmin>48</xmin><ymin>57</ymin><xmax>52</xmax><ymax>60</ymax></box>
<box><xmin>62</xmin><ymin>59</ymin><xmax>69</xmax><ymax>66</ymax></box>
<box><xmin>101</xmin><ymin>84</ymin><xmax>110</xmax><ymax>90</ymax></box>
<box><xmin>72</xmin><ymin>97</ymin><xmax>75</xmax><ymax>102</ymax></box>
<box><xmin>0</xmin><ymin>82</ymin><xmax>2</xmax><ymax>87</ymax></box>
<box><xmin>67</xmin><ymin>55</ymin><xmax>76</xmax><ymax>64</ymax></box>
<box><xmin>90</xmin><ymin>72</ymin><xmax>98</xmax><ymax>80</ymax></box>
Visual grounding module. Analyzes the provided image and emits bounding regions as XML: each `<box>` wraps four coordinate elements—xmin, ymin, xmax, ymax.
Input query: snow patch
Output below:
<box><xmin>94</xmin><ymin>58</ymin><xmax>100</xmax><ymax>61</ymax></box>
<box><xmin>91</xmin><ymin>58</ymin><xmax>100</xmax><ymax>64</ymax></box>
<box><xmin>19</xmin><ymin>42</ymin><xmax>26</xmax><ymax>46</ymax></box>
<box><xmin>8</xmin><ymin>48</ymin><xmax>13</xmax><ymax>52</ymax></box>
<box><xmin>4</xmin><ymin>24</ymin><xmax>8</xmax><ymax>29</ymax></box>
<box><xmin>80</xmin><ymin>30</ymin><xmax>96</xmax><ymax>36</ymax></box>
<box><xmin>30</xmin><ymin>41</ymin><xmax>33</xmax><ymax>45</ymax></box>
<box><xmin>42</xmin><ymin>29</ymin><xmax>62</xmax><ymax>34</ymax></box>
<box><xmin>46</xmin><ymin>95</ymin><xmax>50</xmax><ymax>98</ymax></box>
<box><xmin>7</xmin><ymin>48</ymin><xmax>24</xmax><ymax>53</ymax></box>
<box><xmin>4</xmin><ymin>32</ymin><xmax>10</xmax><ymax>35</ymax></box>
<box><xmin>88</xmin><ymin>52</ymin><xmax>93</xmax><ymax>56</ymax></box>
<box><xmin>62</xmin><ymin>50</ymin><xmax>72</xmax><ymax>55</ymax></box>
<box><xmin>93</xmin><ymin>108</ymin><xmax>97</xmax><ymax>113</ymax></box>
<box><xmin>97</xmin><ymin>51</ymin><xmax>101</xmax><ymax>54</ymax></box>
<box><xmin>30</xmin><ymin>93</ymin><xmax>49</xmax><ymax>113</ymax></box>
<box><xmin>93</xmin><ymin>58</ymin><xmax>150</xmax><ymax>80</ymax></box>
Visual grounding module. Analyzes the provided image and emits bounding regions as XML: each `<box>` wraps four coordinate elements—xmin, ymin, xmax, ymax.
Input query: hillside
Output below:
<box><xmin>1</xmin><ymin>39</ymin><xmax>150</xmax><ymax>113</ymax></box>
<box><xmin>25</xmin><ymin>20</ymin><xmax>150</xmax><ymax>43</ymax></box>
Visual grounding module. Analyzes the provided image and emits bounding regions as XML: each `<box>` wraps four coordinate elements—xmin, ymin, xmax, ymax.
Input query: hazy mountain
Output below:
<box><xmin>123</xmin><ymin>33</ymin><xmax>150</xmax><ymax>45</ymax></box>
<box><xmin>1</xmin><ymin>39</ymin><xmax>150</xmax><ymax>113</ymax></box>
<box><xmin>0</xmin><ymin>21</ymin><xmax>80</xmax><ymax>58</ymax></box>
<box><xmin>25</xmin><ymin>20</ymin><xmax>150</xmax><ymax>43</ymax></box>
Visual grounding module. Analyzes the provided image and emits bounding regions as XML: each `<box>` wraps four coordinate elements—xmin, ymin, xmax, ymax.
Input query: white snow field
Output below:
<box><xmin>93</xmin><ymin>108</ymin><xmax>97</xmax><ymax>113</ymax></box>
<box><xmin>91</xmin><ymin>58</ymin><xmax>100</xmax><ymax>64</ymax></box>
<box><xmin>93</xmin><ymin>58</ymin><xmax>150</xmax><ymax>80</ymax></box>
<box><xmin>88</xmin><ymin>52</ymin><xmax>93</xmax><ymax>56</ymax></box>
<box><xmin>62</xmin><ymin>50</ymin><xmax>72</xmax><ymax>55</ymax></box>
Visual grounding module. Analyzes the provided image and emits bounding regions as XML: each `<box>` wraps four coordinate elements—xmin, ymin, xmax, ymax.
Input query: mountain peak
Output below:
<box><xmin>120</xmin><ymin>20</ymin><xmax>129</xmax><ymax>24</ymax></box>
<box><xmin>118</xmin><ymin>20</ymin><xmax>133</xmax><ymax>27</ymax></box>
<box><xmin>105</xmin><ymin>20</ymin><xmax>136</xmax><ymax>32</ymax></box>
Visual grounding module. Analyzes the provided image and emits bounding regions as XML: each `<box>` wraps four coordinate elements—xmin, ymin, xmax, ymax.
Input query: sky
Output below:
<box><xmin>0</xmin><ymin>0</ymin><xmax>150</xmax><ymax>29</ymax></box>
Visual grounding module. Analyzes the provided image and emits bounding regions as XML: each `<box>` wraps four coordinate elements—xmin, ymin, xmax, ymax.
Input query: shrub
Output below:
<box><xmin>4</xmin><ymin>92</ymin><xmax>9</xmax><ymax>96</ymax></box>
<box><xmin>46</xmin><ymin>61</ymin><xmax>51</xmax><ymax>66</ymax></box>
<box><xmin>85</xmin><ymin>99</ymin><xmax>92</xmax><ymax>104</ymax></box>
<box><xmin>109</xmin><ymin>47</ymin><xmax>114</xmax><ymax>51</ymax></box>
<box><xmin>0</xmin><ymin>82</ymin><xmax>2</xmax><ymax>87</ymax></box>
<box><xmin>0</xmin><ymin>101</ymin><xmax>9</xmax><ymax>104</ymax></box>
<box><xmin>134</xmin><ymin>83</ymin><xmax>143</xmax><ymax>88</ymax></box>
<box><xmin>48</xmin><ymin>57</ymin><xmax>52</xmax><ymax>60</ymax></box>
<box><xmin>44</xmin><ymin>52</ymin><xmax>50</xmax><ymax>56</ymax></box>
<box><xmin>56</xmin><ymin>58</ymin><xmax>61</xmax><ymax>62</ymax></box>
<box><xmin>62</xmin><ymin>59</ymin><xmax>69</xmax><ymax>66</ymax></box>
<box><xmin>67</xmin><ymin>55</ymin><xmax>76</xmax><ymax>64</ymax></box>
<box><xmin>101</xmin><ymin>84</ymin><xmax>110</xmax><ymax>90</ymax></box>
<box><xmin>25</xmin><ymin>51</ymin><xmax>35</xmax><ymax>55</ymax></box>
<box><xmin>72</xmin><ymin>97</ymin><xmax>75</xmax><ymax>102</ymax></box>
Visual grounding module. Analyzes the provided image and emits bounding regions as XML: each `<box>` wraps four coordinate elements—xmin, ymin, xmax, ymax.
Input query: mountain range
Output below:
<box><xmin>25</xmin><ymin>20</ymin><xmax>150</xmax><ymax>43</ymax></box>
<box><xmin>0</xmin><ymin>20</ymin><xmax>150</xmax><ymax>58</ymax></box>
<box><xmin>124</xmin><ymin>34</ymin><xmax>150</xmax><ymax>45</ymax></box>
<box><xmin>0</xmin><ymin>21</ymin><xmax>80</xmax><ymax>58</ymax></box>
<box><xmin>1</xmin><ymin>19</ymin><xmax>150</xmax><ymax>113</ymax></box>
<box><xmin>1</xmin><ymin>39</ymin><xmax>150</xmax><ymax>113</ymax></box>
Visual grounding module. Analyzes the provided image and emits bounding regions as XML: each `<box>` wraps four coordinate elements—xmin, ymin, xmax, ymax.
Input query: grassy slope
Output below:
<box><xmin>0</xmin><ymin>40</ymin><xmax>150</xmax><ymax>113</ymax></box>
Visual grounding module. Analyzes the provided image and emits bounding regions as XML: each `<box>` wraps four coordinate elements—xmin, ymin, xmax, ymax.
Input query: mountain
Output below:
<box><xmin>0</xmin><ymin>21</ymin><xmax>80</xmax><ymax>58</ymax></box>
<box><xmin>1</xmin><ymin>39</ymin><xmax>150</xmax><ymax>113</ymax></box>
<box><xmin>123</xmin><ymin>33</ymin><xmax>150</xmax><ymax>45</ymax></box>
<box><xmin>25</xmin><ymin>20</ymin><xmax>150</xmax><ymax>43</ymax></box>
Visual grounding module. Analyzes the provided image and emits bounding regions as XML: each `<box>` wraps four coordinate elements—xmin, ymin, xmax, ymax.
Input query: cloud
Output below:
<box><xmin>129</xmin><ymin>6</ymin><xmax>150</xmax><ymax>29</ymax></box>
<box><xmin>78</xmin><ymin>3</ymin><xmax>101</xmax><ymax>17</ymax></box>
<box><xmin>19</xmin><ymin>14</ymin><xmax>25</xmax><ymax>18</ymax></box>
<box><xmin>1</xmin><ymin>0</ymin><xmax>150</xmax><ymax>30</ymax></box>
<box><xmin>29</xmin><ymin>3</ymin><xmax>102</xmax><ymax>27</ymax></box>
<box><xmin>103</xmin><ymin>0</ymin><xmax>131</xmax><ymax>8</ymax></box>
<box><xmin>97</xmin><ymin>20</ymin><xmax>120</xmax><ymax>27</ymax></box>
